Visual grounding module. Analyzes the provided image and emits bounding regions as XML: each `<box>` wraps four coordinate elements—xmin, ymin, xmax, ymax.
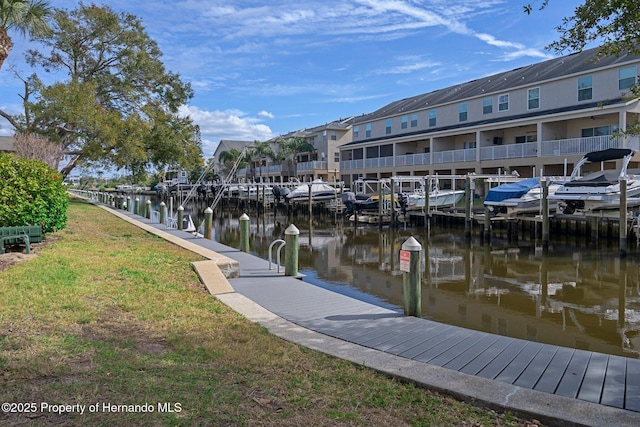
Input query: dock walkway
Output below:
<box><xmin>93</xmin><ymin>200</ymin><xmax>640</xmax><ymax>426</ymax></box>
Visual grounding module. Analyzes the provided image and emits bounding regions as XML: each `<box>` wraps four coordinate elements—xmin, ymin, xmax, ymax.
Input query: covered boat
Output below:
<box><xmin>285</xmin><ymin>179</ymin><xmax>338</xmax><ymax>203</ymax></box>
<box><xmin>484</xmin><ymin>177</ymin><xmax>560</xmax><ymax>216</ymax></box>
<box><xmin>549</xmin><ymin>148</ymin><xmax>640</xmax><ymax>214</ymax></box>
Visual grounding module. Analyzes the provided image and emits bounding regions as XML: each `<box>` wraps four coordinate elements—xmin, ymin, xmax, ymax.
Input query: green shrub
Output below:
<box><xmin>0</xmin><ymin>153</ymin><xmax>69</xmax><ymax>233</ymax></box>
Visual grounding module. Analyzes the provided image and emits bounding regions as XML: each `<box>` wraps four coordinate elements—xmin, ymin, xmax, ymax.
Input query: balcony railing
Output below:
<box><xmin>297</xmin><ymin>161</ymin><xmax>327</xmax><ymax>171</ymax></box>
<box><xmin>540</xmin><ymin>135</ymin><xmax>626</xmax><ymax>157</ymax></box>
<box><xmin>480</xmin><ymin>142</ymin><xmax>537</xmax><ymax>161</ymax></box>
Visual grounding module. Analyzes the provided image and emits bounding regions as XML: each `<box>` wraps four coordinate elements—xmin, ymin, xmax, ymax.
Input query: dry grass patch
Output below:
<box><xmin>0</xmin><ymin>198</ymin><xmax>543</xmax><ymax>426</ymax></box>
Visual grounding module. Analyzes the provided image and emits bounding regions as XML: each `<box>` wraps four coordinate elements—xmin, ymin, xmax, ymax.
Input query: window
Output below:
<box><xmin>498</xmin><ymin>94</ymin><xmax>509</xmax><ymax>111</ymax></box>
<box><xmin>527</xmin><ymin>88</ymin><xmax>539</xmax><ymax>110</ymax></box>
<box><xmin>380</xmin><ymin>144</ymin><xmax>393</xmax><ymax>157</ymax></box>
<box><xmin>619</xmin><ymin>66</ymin><xmax>636</xmax><ymax>90</ymax></box>
<box><xmin>578</xmin><ymin>76</ymin><xmax>593</xmax><ymax>101</ymax></box>
<box><xmin>385</xmin><ymin>119</ymin><xmax>392</xmax><ymax>134</ymax></box>
<box><xmin>365</xmin><ymin>123</ymin><xmax>371</xmax><ymax>138</ymax></box>
<box><xmin>401</xmin><ymin>115</ymin><xmax>408</xmax><ymax>129</ymax></box>
<box><xmin>581</xmin><ymin>125</ymin><xmax>618</xmax><ymax>137</ymax></box>
<box><xmin>515</xmin><ymin>135</ymin><xmax>536</xmax><ymax>144</ymax></box>
<box><xmin>410</xmin><ymin>113</ymin><xmax>418</xmax><ymax>127</ymax></box>
<box><xmin>459</xmin><ymin>103</ymin><xmax>468</xmax><ymax>122</ymax></box>
<box><xmin>366</xmin><ymin>146</ymin><xmax>378</xmax><ymax>158</ymax></box>
<box><xmin>483</xmin><ymin>97</ymin><xmax>492</xmax><ymax>114</ymax></box>
<box><xmin>330</xmin><ymin>131</ymin><xmax>337</xmax><ymax>140</ymax></box>
<box><xmin>463</xmin><ymin>141</ymin><xmax>476</xmax><ymax>149</ymax></box>
<box><xmin>428</xmin><ymin>110</ymin><xmax>436</xmax><ymax>127</ymax></box>
<box><xmin>353</xmin><ymin>126</ymin><xmax>359</xmax><ymax>138</ymax></box>
<box><xmin>334</xmin><ymin>152</ymin><xmax>340</xmax><ymax>162</ymax></box>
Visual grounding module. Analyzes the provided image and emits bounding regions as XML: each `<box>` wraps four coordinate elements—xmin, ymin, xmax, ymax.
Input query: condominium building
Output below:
<box><xmin>235</xmin><ymin>118</ymin><xmax>353</xmax><ymax>183</ymax></box>
<box><xmin>338</xmin><ymin>47</ymin><xmax>640</xmax><ymax>186</ymax></box>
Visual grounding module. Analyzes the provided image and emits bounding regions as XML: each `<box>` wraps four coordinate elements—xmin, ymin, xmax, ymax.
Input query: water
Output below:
<box><xmin>147</xmin><ymin>194</ymin><xmax>640</xmax><ymax>359</ymax></box>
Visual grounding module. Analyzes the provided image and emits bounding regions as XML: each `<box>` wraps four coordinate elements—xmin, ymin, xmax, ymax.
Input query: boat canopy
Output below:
<box><xmin>583</xmin><ymin>148</ymin><xmax>633</xmax><ymax>163</ymax></box>
<box><xmin>484</xmin><ymin>177</ymin><xmax>540</xmax><ymax>203</ymax></box>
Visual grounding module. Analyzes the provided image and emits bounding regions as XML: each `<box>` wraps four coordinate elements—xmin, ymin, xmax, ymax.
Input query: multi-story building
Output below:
<box><xmin>236</xmin><ymin>118</ymin><xmax>353</xmax><ymax>183</ymax></box>
<box><xmin>339</xmin><ymin>47</ymin><xmax>640</xmax><ymax>186</ymax></box>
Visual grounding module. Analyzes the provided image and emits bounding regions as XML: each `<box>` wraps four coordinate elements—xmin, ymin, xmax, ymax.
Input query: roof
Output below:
<box><xmin>273</xmin><ymin>117</ymin><xmax>355</xmax><ymax>141</ymax></box>
<box><xmin>213</xmin><ymin>140</ymin><xmax>254</xmax><ymax>157</ymax></box>
<box><xmin>352</xmin><ymin>46</ymin><xmax>640</xmax><ymax>125</ymax></box>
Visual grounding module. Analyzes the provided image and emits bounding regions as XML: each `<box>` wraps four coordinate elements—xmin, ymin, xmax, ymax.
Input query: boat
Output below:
<box><xmin>548</xmin><ymin>148</ymin><xmax>640</xmax><ymax>214</ymax></box>
<box><xmin>403</xmin><ymin>188</ymin><xmax>465</xmax><ymax>210</ymax></box>
<box><xmin>484</xmin><ymin>177</ymin><xmax>561</xmax><ymax>217</ymax></box>
<box><xmin>285</xmin><ymin>180</ymin><xmax>338</xmax><ymax>203</ymax></box>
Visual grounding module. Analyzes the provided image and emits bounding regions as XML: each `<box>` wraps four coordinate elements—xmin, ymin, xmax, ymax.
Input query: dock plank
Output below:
<box><xmin>625</xmin><ymin>359</ymin><xmax>640</xmax><ymax>412</ymax></box>
<box><xmin>442</xmin><ymin>334</ymin><xmax>504</xmax><ymax>371</ymax></box>
<box><xmin>412</xmin><ymin>329</ymin><xmax>477</xmax><ymax>363</ymax></box>
<box><xmin>400</xmin><ymin>326</ymin><xmax>471</xmax><ymax>359</ymax></box>
<box><xmin>513</xmin><ymin>345</ymin><xmax>558</xmax><ymax>389</ymax></box>
<box><xmin>577</xmin><ymin>352</ymin><xmax>608</xmax><ymax>404</ymax></box>
<box><xmin>494</xmin><ymin>342</ymin><xmax>544</xmax><ymax>384</ymax></box>
<box><xmin>459</xmin><ymin>337</ymin><xmax>513</xmax><ymax>375</ymax></box>
<box><xmin>600</xmin><ymin>355</ymin><xmax>627</xmax><ymax>409</ymax></box>
<box><xmin>533</xmin><ymin>347</ymin><xmax>575</xmax><ymax>394</ymax></box>
<box><xmin>555</xmin><ymin>350</ymin><xmax>591</xmax><ymax>399</ymax></box>
<box><xmin>375</xmin><ymin>322</ymin><xmax>445</xmax><ymax>352</ymax></box>
<box><xmin>476</xmin><ymin>339</ymin><xmax>528</xmax><ymax>379</ymax></box>
<box><xmin>427</xmin><ymin>332</ymin><xmax>489</xmax><ymax>367</ymax></box>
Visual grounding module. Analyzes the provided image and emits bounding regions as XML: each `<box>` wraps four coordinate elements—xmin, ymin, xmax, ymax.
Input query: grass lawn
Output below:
<box><xmin>0</xmin><ymin>198</ymin><xmax>543</xmax><ymax>426</ymax></box>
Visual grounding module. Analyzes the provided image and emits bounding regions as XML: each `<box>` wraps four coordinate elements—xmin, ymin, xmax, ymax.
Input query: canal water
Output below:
<box><xmin>147</xmin><ymin>195</ymin><xmax>640</xmax><ymax>359</ymax></box>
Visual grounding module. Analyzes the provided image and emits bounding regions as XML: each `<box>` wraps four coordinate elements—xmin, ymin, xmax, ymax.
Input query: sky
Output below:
<box><xmin>0</xmin><ymin>0</ymin><xmax>586</xmax><ymax>166</ymax></box>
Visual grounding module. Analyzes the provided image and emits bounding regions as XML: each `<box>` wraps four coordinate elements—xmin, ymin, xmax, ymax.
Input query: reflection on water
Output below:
<box><xmin>148</xmin><ymin>196</ymin><xmax>640</xmax><ymax>359</ymax></box>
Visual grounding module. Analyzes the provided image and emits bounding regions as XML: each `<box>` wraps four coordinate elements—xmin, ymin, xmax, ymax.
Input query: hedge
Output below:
<box><xmin>0</xmin><ymin>153</ymin><xmax>69</xmax><ymax>233</ymax></box>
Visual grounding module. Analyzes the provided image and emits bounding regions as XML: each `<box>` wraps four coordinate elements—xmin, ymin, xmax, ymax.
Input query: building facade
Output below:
<box><xmin>236</xmin><ymin>118</ymin><xmax>353</xmax><ymax>183</ymax></box>
<box><xmin>339</xmin><ymin>47</ymin><xmax>640</xmax><ymax>186</ymax></box>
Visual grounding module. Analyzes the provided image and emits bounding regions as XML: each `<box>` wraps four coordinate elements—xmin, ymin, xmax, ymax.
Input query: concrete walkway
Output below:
<box><xmin>93</xmin><ymin>200</ymin><xmax>640</xmax><ymax>427</ymax></box>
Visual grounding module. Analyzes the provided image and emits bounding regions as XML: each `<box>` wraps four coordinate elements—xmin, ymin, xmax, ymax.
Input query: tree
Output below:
<box><xmin>217</xmin><ymin>148</ymin><xmax>250</xmax><ymax>181</ymax></box>
<box><xmin>0</xmin><ymin>0</ymin><xmax>52</xmax><ymax>70</ymax></box>
<box><xmin>13</xmin><ymin>131</ymin><xmax>63</xmax><ymax>168</ymax></box>
<box><xmin>250</xmin><ymin>140</ymin><xmax>275</xmax><ymax>181</ymax></box>
<box><xmin>276</xmin><ymin>137</ymin><xmax>316</xmax><ymax>180</ymax></box>
<box><xmin>1</xmin><ymin>4</ymin><xmax>201</xmax><ymax>177</ymax></box>
<box><xmin>526</xmin><ymin>1</ymin><xmax>640</xmax><ymax>132</ymax></box>
<box><xmin>525</xmin><ymin>1</ymin><xmax>640</xmax><ymax>59</ymax></box>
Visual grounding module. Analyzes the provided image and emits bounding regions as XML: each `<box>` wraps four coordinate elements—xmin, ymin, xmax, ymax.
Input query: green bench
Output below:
<box><xmin>0</xmin><ymin>226</ymin><xmax>43</xmax><ymax>254</ymax></box>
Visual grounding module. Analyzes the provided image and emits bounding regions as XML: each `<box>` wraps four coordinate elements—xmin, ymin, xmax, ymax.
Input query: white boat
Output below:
<box><xmin>484</xmin><ymin>177</ymin><xmax>562</xmax><ymax>217</ymax></box>
<box><xmin>404</xmin><ymin>188</ymin><xmax>465</xmax><ymax>210</ymax></box>
<box><xmin>549</xmin><ymin>148</ymin><xmax>640</xmax><ymax>214</ymax></box>
<box><xmin>285</xmin><ymin>180</ymin><xmax>338</xmax><ymax>203</ymax></box>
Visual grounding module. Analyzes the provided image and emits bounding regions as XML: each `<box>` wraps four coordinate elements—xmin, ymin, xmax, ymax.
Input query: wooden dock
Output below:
<box><xmin>229</xmin><ymin>273</ymin><xmax>640</xmax><ymax>412</ymax></box>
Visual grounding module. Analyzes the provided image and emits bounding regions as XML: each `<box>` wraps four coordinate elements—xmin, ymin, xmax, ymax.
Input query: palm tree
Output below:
<box><xmin>217</xmin><ymin>148</ymin><xmax>250</xmax><ymax>181</ymax></box>
<box><xmin>250</xmin><ymin>140</ymin><xmax>275</xmax><ymax>182</ymax></box>
<box><xmin>0</xmin><ymin>0</ymin><xmax>52</xmax><ymax>70</ymax></box>
<box><xmin>277</xmin><ymin>137</ymin><xmax>315</xmax><ymax>180</ymax></box>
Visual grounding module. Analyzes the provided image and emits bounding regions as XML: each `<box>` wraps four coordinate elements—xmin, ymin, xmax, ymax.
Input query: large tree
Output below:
<box><xmin>526</xmin><ymin>0</ymin><xmax>640</xmax><ymax>132</ymax></box>
<box><xmin>526</xmin><ymin>1</ymin><xmax>640</xmax><ymax>58</ymax></box>
<box><xmin>0</xmin><ymin>0</ymin><xmax>51</xmax><ymax>70</ymax></box>
<box><xmin>1</xmin><ymin>3</ymin><xmax>201</xmax><ymax>177</ymax></box>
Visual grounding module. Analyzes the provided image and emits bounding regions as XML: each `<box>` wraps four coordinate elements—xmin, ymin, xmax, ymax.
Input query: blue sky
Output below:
<box><xmin>0</xmin><ymin>0</ymin><xmax>584</xmax><ymax>160</ymax></box>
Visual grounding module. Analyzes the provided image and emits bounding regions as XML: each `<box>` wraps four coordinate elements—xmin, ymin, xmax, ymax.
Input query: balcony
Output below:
<box><xmin>339</xmin><ymin>135</ymin><xmax>640</xmax><ymax>172</ymax></box>
<box><xmin>297</xmin><ymin>160</ymin><xmax>327</xmax><ymax>171</ymax></box>
<box><xmin>480</xmin><ymin>142</ymin><xmax>537</xmax><ymax>161</ymax></box>
<box><xmin>539</xmin><ymin>135</ymin><xmax>636</xmax><ymax>156</ymax></box>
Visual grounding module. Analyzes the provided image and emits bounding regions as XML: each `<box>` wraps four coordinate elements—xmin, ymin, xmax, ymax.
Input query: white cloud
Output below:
<box><xmin>258</xmin><ymin>110</ymin><xmax>275</xmax><ymax>119</ymax></box>
<box><xmin>180</xmin><ymin>105</ymin><xmax>275</xmax><ymax>154</ymax></box>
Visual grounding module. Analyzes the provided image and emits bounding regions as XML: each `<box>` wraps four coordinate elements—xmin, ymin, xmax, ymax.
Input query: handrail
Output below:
<box><xmin>268</xmin><ymin>239</ymin><xmax>286</xmax><ymax>272</ymax></box>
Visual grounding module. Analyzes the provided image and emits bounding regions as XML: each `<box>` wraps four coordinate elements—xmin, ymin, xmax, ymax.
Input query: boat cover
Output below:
<box><xmin>484</xmin><ymin>177</ymin><xmax>540</xmax><ymax>203</ymax></box>
<box><xmin>584</xmin><ymin>148</ymin><xmax>632</xmax><ymax>163</ymax></box>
